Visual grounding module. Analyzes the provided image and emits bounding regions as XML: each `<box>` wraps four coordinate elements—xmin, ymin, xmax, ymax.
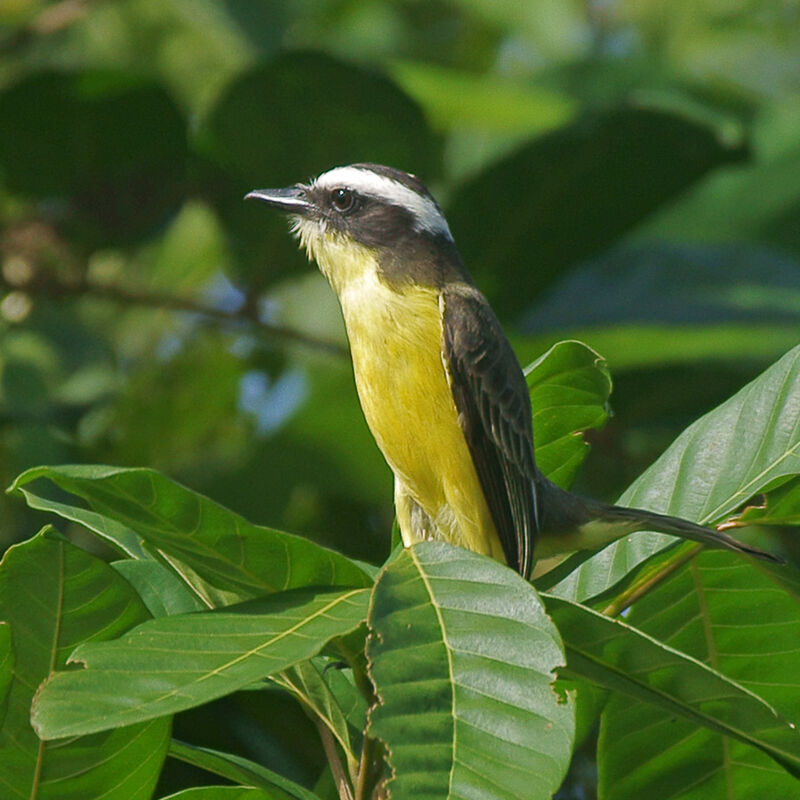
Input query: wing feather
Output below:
<box><xmin>442</xmin><ymin>283</ymin><xmax>538</xmax><ymax>577</ymax></box>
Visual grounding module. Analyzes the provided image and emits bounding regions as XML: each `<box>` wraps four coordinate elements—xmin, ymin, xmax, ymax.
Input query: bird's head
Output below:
<box><xmin>246</xmin><ymin>163</ymin><xmax>464</xmax><ymax>291</ymax></box>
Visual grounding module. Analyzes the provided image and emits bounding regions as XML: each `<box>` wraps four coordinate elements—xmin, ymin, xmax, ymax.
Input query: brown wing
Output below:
<box><xmin>442</xmin><ymin>283</ymin><xmax>539</xmax><ymax>578</ymax></box>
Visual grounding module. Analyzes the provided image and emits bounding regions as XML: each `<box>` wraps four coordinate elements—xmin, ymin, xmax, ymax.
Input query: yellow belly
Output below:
<box><xmin>336</xmin><ymin>268</ymin><xmax>504</xmax><ymax>561</ymax></box>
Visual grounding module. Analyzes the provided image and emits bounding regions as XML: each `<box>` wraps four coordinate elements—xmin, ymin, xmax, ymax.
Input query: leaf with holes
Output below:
<box><xmin>545</xmin><ymin>594</ymin><xmax>800</xmax><ymax>780</ymax></box>
<box><xmin>598</xmin><ymin>551</ymin><xmax>800</xmax><ymax>798</ymax></box>
<box><xmin>367</xmin><ymin>542</ymin><xmax>574</xmax><ymax>800</ymax></box>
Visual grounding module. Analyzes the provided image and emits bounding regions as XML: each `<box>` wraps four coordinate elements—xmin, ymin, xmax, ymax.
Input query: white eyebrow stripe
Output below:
<box><xmin>314</xmin><ymin>166</ymin><xmax>452</xmax><ymax>240</ymax></box>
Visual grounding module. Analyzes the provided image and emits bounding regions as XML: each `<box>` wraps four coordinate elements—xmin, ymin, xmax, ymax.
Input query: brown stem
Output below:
<box><xmin>601</xmin><ymin>544</ymin><xmax>702</xmax><ymax>617</ymax></box>
<box><xmin>3</xmin><ymin>270</ymin><xmax>347</xmax><ymax>356</ymax></box>
<box><xmin>0</xmin><ymin>0</ymin><xmax>92</xmax><ymax>55</ymax></box>
<box><xmin>312</xmin><ymin>714</ymin><xmax>354</xmax><ymax>800</ymax></box>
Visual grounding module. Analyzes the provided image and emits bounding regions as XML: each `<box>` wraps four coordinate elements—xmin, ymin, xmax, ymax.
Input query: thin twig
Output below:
<box><xmin>312</xmin><ymin>713</ymin><xmax>354</xmax><ymax>800</ymax></box>
<box><xmin>3</xmin><ymin>271</ymin><xmax>347</xmax><ymax>356</ymax></box>
<box><xmin>0</xmin><ymin>0</ymin><xmax>92</xmax><ymax>55</ymax></box>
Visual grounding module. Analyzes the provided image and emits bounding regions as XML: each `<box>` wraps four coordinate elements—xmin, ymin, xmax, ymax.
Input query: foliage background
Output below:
<box><xmin>0</xmin><ymin>0</ymin><xmax>799</xmax><ymax>796</ymax></box>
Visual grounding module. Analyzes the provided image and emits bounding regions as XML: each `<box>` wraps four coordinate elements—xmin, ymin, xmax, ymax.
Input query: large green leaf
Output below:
<box><xmin>0</xmin><ymin>623</ymin><xmax>11</xmax><ymax>727</ymax></box>
<box><xmin>367</xmin><ymin>542</ymin><xmax>574</xmax><ymax>800</ymax></box>
<box><xmin>598</xmin><ymin>551</ymin><xmax>800</xmax><ymax>798</ymax></box>
<box><xmin>545</xmin><ymin>594</ymin><xmax>800</xmax><ymax>778</ymax></box>
<box><xmin>525</xmin><ymin>340</ymin><xmax>611</xmax><ymax>488</ymax></box>
<box><xmin>552</xmin><ymin>343</ymin><xmax>800</xmax><ymax>603</ymax></box>
<box><xmin>447</xmin><ymin>106</ymin><xmax>746</xmax><ymax>317</ymax></box>
<box><xmin>168</xmin><ymin>740</ymin><xmax>322</xmax><ymax>800</ymax></box>
<box><xmin>33</xmin><ymin>587</ymin><xmax>370</xmax><ymax>737</ymax></box>
<box><xmin>9</xmin><ymin>465</ymin><xmax>374</xmax><ymax>606</ymax></box>
<box><xmin>0</xmin><ymin>528</ymin><xmax>170</xmax><ymax>799</ymax></box>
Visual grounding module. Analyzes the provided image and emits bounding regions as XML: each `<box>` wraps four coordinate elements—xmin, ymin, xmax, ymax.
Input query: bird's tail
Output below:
<box><xmin>535</xmin><ymin>477</ymin><xmax>784</xmax><ymax>564</ymax></box>
<box><xmin>583</xmin><ymin>497</ymin><xmax>784</xmax><ymax>564</ymax></box>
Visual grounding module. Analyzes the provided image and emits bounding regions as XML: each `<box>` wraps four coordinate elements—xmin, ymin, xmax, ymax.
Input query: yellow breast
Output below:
<box><xmin>305</xmin><ymin>231</ymin><xmax>503</xmax><ymax>560</ymax></box>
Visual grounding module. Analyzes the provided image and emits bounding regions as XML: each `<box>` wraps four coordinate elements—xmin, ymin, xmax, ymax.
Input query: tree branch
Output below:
<box><xmin>2</xmin><ymin>269</ymin><xmax>347</xmax><ymax>357</ymax></box>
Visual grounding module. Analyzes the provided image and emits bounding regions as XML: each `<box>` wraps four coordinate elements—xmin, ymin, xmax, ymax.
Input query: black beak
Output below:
<box><xmin>244</xmin><ymin>185</ymin><xmax>312</xmax><ymax>214</ymax></box>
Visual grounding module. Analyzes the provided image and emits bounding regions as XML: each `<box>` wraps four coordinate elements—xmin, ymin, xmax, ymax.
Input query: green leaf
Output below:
<box><xmin>9</xmin><ymin>465</ymin><xmax>374</xmax><ymax>606</ymax></box>
<box><xmin>0</xmin><ymin>623</ymin><xmax>12</xmax><ymax>727</ymax></box>
<box><xmin>158</xmin><ymin>788</ymin><xmax>280</xmax><ymax>800</ymax></box>
<box><xmin>367</xmin><ymin>542</ymin><xmax>574</xmax><ymax>800</ymax></box>
<box><xmin>8</xmin><ymin>486</ymin><xmax>149</xmax><ymax>559</ymax></box>
<box><xmin>597</xmin><ymin>551</ymin><xmax>800</xmax><ymax>798</ymax></box>
<box><xmin>525</xmin><ymin>340</ymin><xmax>612</xmax><ymax>488</ymax></box>
<box><xmin>33</xmin><ymin>587</ymin><xmax>370</xmax><ymax>737</ymax></box>
<box><xmin>552</xmin><ymin>343</ymin><xmax>800</xmax><ymax>603</ymax></box>
<box><xmin>388</xmin><ymin>60</ymin><xmax>576</xmax><ymax>134</ymax></box>
<box><xmin>169</xmin><ymin>739</ymin><xmax>322</xmax><ymax>800</ymax></box>
<box><xmin>273</xmin><ymin>659</ymin><xmax>364</xmax><ymax>781</ymax></box>
<box><xmin>545</xmin><ymin>593</ymin><xmax>800</xmax><ymax>778</ymax></box>
<box><xmin>112</xmin><ymin>559</ymin><xmax>207</xmax><ymax>617</ymax></box>
<box><xmin>158</xmin><ymin>789</ymin><xmax>284</xmax><ymax>800</ymax></box>
<box><xmin>447</xmin><ymin>106</ymin><xmax>747</xmax><ymax>317</ymax></box>
<box><xmin>0</xmin><ymin>528</ymin><xmax>170</xmax><ymax>799</ymax></box>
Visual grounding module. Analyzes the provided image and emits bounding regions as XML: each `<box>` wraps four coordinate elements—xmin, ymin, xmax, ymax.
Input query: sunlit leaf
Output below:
<box><xmin>720</xmin><ymin>477</ymin><xmax>800</xmax><ymax>528</ymax></box>
<box><xmin>368</xmin><ymin>542</ymin><xmax>574</xmax><ymax>800</ymax></box>
<box><xmin>598</xmin><ymin>551</ymin><xmax>800</xmax><ymax>798</ymax></box>
<box><xmin>33</xmin><ymin>587</ymin><xmax>369</xmax><ymax>737</ymax></box>
<box><xmin>552</xmin><ymin>343</ymin><xmax>800</xmax><ymax>602</ymax></box>
<box><xmin>545</xmin><ymin>594</ymin><xmax>800</xmax><ymax>778</ymax></box>
<box><xmin>112</xmin><ymin>559</ymin><xmax>207</xmax><ymax>617</ymax></box>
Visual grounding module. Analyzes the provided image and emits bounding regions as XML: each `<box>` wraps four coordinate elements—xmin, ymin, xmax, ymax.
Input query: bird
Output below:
<box><xmin>246</xmin><ymin>163</ymin><xmax>781</xmax><ymax>579</ymax></box>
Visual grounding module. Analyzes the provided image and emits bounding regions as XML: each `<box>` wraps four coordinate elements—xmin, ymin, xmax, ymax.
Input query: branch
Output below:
<box><xmin>2</xmin><ymin>269</ymin><xmax>347</xmax><ymax>357</ymax></box>
<box><xmin>312</xmin><ymin>714</ymin><xmax>355</xmax><ymax>800</ymax></box>
<box><xmin>0</xmin><ymin>0</ymin><xmax>92</xmax><ymax>56</ymax></box>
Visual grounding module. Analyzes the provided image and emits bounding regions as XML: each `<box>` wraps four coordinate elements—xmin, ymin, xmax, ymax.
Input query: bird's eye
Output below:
<box><xmin>330</xmin><ymin>187</ymin><xmax>356</xmax><ymax>212</ymax></box>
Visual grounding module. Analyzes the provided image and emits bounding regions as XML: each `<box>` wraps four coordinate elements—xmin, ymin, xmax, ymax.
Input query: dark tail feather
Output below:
<box><xmin>595</xmin><ymin>502</ymin><xmax>785</xmax><ymax>564</ymax></box>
